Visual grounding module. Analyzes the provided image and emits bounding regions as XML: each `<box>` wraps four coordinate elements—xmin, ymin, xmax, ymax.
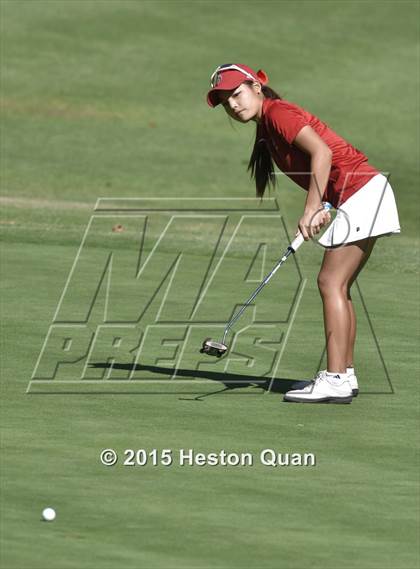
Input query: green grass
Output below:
<box><xmin>1</xmin><ymin>1</ymin><xmax>419</xmax><ymax>568</ymax></box>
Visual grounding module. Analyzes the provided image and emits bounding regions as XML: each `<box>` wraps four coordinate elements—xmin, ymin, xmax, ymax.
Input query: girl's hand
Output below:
<box><xmin>296</xmin><ymin>208</ymin><xmax>331</xmax><ymax>241</ymax></box>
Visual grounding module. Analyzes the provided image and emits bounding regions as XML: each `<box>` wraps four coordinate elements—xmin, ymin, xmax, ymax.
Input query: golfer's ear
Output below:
<box><xmin>252</xmin><ymin>81</ymin><xmax>262</xmax><ymax>94</ymax></box>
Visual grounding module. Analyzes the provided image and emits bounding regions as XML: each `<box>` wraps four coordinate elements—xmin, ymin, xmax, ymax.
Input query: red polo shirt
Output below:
<box><xmin>258</xmin><ymin>98</ymin><xmax>379</xmax><ymax>207</ymax></box>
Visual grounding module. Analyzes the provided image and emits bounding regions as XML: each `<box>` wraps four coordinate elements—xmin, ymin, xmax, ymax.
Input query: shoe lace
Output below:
<box><xmin>299</xmin><ymin>372</ymin><xmax>325</xmax><ymax>393</ymax></box>
<box><xmin>312</xmin><ymin>371</ymin><xmax>326</xmax><ymax>386</ymax></box>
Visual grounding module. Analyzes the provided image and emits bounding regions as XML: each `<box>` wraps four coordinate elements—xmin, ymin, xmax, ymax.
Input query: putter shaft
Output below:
<box><xmin>221</xmin><ymin>248</ymin><xmax>293</xmax><ymax>345</ymax></box>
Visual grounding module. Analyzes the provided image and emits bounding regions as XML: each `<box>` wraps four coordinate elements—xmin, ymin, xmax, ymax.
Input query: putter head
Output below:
<box><xmin>199</xmin><ymin>338</ymin><xmax>228</xmax><ymax>358</ymax></box>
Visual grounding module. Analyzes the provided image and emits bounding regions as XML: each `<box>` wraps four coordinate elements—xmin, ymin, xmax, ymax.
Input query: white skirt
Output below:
<box><xmin>318</xmin><ymin>174</ymin><xmax>401</xmax><ymax>248</ymax></box>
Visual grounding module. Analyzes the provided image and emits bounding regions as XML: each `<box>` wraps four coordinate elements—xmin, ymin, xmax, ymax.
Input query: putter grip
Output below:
<box><xmin>289</xmin><ymin>232</ymin><xmax>305</xmax><ymax>253</ymax></box>
<box><xmin>289</xmin><ymin>202</ymin><xmax>333</xmax><ymax>253</ymax></box>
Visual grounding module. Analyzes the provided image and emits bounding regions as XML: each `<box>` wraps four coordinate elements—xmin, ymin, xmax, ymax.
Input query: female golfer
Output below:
<box><xmin>206</xmin><ymin>63</ymin><xmax>400</xmax><ymax>404</ymax></box>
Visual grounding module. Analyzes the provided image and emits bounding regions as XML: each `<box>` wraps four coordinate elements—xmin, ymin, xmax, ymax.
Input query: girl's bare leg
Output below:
<box><xmin>318</xmin><ymin>238</ymin><xmax>377</xmax><ymax>373</ymax></box>
<box><xmin>345</xmin><ymin>238</ymin><xmax>377</xmax><ymax>367</ymax></box>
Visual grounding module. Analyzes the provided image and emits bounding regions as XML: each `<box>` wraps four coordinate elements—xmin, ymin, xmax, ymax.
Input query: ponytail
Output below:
<box><xmin>247</xmin><ymin>83</ymin><xmax>282</xmax><ymax>199</ymax></box>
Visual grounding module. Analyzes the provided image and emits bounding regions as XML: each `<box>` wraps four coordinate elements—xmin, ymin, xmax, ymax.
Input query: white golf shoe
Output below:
<box><xmin>304</xmin><ymin>368</ymin><xmax>359</xmax><ymax>396</ymax></box>
<box><xmin>284</xmin><ymin>371</ymin><xmax>353</xmax><ymax>404</ymax></box>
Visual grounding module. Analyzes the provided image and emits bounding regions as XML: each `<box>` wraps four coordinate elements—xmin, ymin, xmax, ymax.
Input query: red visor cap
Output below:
<box><xmin>207</xmin><ymin>65</ymin><xmax>268</xmax><ymax>108</ymax></box>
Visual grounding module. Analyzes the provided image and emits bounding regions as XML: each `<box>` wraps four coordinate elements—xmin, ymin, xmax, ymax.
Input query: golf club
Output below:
<box><xmin>200</xmin><ymin>202</ymin><xmax>332</xmax><ymax>357</ymax></box>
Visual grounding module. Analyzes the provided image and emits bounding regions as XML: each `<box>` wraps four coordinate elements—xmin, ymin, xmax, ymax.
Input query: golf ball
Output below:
<box><xmin>42</xmin><ymin>507</ymin><xmax>56</xmax><ymax>522</ymax></box>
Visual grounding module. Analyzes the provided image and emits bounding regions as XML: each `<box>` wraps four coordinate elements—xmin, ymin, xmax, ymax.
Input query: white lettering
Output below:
<box><xmin>290</xmin><ymin>453</ymin><xmax>302</xmax><ymax>466</ymax></box>
<box><xmin>303</xmin><ymin>453</ymin><xmax>316</xmax><ymax>466</ymax></box>
<box><xmin>195</xmin><ymin>453</ymin><xmax>207</xmax><ymax>466</ymax></box>
<box><xmin>207</xmin><ymin>453</ymin><xmax>219</xmax><ymax>466</ymax></box>
<box><xmin>260</xmin><ymin>450</ymin><xmax>316</xmax><ymax>467</ymax></box>
<box><xmin>278</xmin><ymin>453</ymin><xmax>290</xmax><ymax>466</ymax></box>
<box><xmin>260</xmin><ymin>449</ymin><xmax>277</xmax><ymax>466</ymax></box>
<box><xmin>179</xmin><ymin>448</ymin><xmax>193</xmax><ymax>466</ymax></box>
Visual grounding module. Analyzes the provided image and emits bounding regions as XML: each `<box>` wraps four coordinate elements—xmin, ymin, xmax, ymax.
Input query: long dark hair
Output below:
<box><xmin>246</xmin><ymin>82</ymin><xmax>282</xmax><ymax>198</ymax></box>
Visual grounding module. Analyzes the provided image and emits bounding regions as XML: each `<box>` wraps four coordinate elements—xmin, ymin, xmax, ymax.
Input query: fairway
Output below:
<box><xmin>1</xmin><ymin>1</ymin><xmax>419</xmax><ymax>568</ymax></box>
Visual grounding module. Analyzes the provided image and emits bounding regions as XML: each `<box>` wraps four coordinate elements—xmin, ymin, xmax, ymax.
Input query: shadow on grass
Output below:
<box><xmin>87</xmin><ymin>362</ymin><xmax>310</xmax><ymax>399</ymax></box>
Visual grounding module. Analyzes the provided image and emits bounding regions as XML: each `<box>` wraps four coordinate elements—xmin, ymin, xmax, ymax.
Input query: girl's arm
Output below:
<box><xmin>293</xmin><ymin>125</ymin><xmax>332</xmax><ymax>240</ymax></box>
